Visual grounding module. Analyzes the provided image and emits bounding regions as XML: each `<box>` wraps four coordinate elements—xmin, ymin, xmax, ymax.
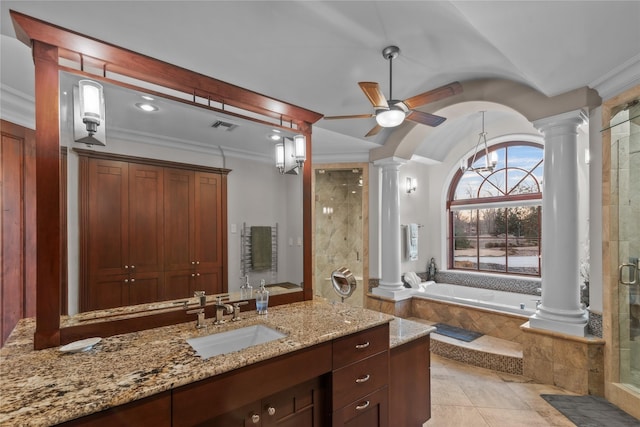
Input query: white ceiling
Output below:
<box><xmin>1</xmin><ymin>1</ymin><xmax>639</xmax><ymax>163</ymax></box>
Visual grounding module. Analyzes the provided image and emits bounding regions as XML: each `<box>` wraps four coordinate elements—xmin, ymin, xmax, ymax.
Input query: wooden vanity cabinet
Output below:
<box><xmin>172</xmin><ymin>342</ymin><xmax>332</xmax><ymax>427</ymax></box>
<box><xmin>331</xmin><ymin>324</ymin><xmax>390</xmax><ymax>427</ymax></box>
<box><xmin>203</xmin><ymin>378</ymin><xmax>325</xmax><ymax>427</ymax></box>
<box><xmin>58</xmin><ymin>391</ymin><xmax>172</xmax><ymax>427</ymax></box>
<box><xmin>390</xmin><ymin>335</ymin><xmax>431</xmax><ymax>426</ymax></box>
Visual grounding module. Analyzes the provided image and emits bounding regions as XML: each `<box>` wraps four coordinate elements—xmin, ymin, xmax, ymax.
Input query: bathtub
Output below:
<box><xmin>411</xmin><ymin>281</ymin><xmax>538</xmax><ymax>316</ymax></box>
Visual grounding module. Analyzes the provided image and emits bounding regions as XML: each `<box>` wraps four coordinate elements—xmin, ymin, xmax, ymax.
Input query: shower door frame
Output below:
<box><xmin>603</xmin><ymin>84</ymin><xmax>640</xmax><ymax>418</ymax></box>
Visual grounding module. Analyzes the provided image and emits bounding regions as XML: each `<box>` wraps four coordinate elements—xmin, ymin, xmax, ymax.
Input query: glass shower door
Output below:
<box><xmin>615</xmin><ymin>117</ymin><xmax>640</xmax><ymax>391</ymax></box>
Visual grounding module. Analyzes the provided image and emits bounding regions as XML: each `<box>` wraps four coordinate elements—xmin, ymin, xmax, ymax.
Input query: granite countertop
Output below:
<box><xmin>389</xmin><ymin>316</ymin><xmax>436</xmax><ymax>348</ymax></box>
<box><xmin>0</xmin><ymin>300</ymin><xmax>434</xmax><ymax>426</ymax></box>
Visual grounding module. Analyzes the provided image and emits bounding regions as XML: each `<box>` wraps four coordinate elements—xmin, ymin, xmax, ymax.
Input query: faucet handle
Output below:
<box><xmin>231</xmin><ymin>301</ymin><xmax>249</xmax><ymax>321</ymax></box>
<box><xmin>186</xmin><ymin>308</ymin><xmax>206</xmax><ymax>329</ymax></box>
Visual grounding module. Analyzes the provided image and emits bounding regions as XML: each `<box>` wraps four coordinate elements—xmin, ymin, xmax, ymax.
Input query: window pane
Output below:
<box><xmin>479</xmin><ymin>238</ymin><xmax>506</xmax><ymax>272</ymax></box>
<box><xmin>508</xmin><ymin>145</ymin><xmax>543</xmax><ymax>171</ymax></box>
<box><xmin>454</xmin><ymin>173</ymin><xmax>483</xmax><ymax>200</ymax></box>
<box><xmin>453</xmin><ymin>209</ymin><xmax>476</xmax><ymax>269</ymax></box>
<box><xmin>507</xmin><ymin>238</ymin><xmax>540</xmax><ymax>275</ymax></box>
<box><xmin>479</xmin><ymin>170</ymin><xmax>506</xmax><ymax>198</ymax></box>
<box><xmin>453</xmin><ymin>210</ymin><xmax>476</xmax><ymax>237</ymax></box>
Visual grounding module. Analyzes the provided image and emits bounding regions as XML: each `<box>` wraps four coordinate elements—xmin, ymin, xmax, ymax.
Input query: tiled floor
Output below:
<box><xmin>425</xmin><ymin>354</ymin><xmax>577</xmax><ymax>427</ymax></box>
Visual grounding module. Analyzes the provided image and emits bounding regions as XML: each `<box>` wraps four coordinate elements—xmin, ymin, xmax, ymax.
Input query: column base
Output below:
<box><xmin>371</xmin><ymin>285</ymin><xmax>413</xmax><ymax>301</ymax></box>
<box><xmin>529</xmin><ymin>310</ymin><xmax>588</xmax><ymax>337</ymax></box>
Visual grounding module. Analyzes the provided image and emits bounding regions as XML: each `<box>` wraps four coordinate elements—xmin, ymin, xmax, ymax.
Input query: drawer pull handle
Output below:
<box><xmin>355</xmin><ymin>401</ymin><xmax>370</xmax><ymax>411</ymax></box>
<box><xmin>251</xmin><ymin>413</ymin><xmax>260</xmax><ymax>423</ymax></box>
<box><xmin>267</xmin><ymin>406</ymin><xmax>276</xmax><ymax>416</ymax></box>
<box><xmin>355</xmin><ymin>374</ymin><xmax>370</xmax><ymax>383</ymax></box>
<box><xmin>355</xmin><ymin>341</ymin><xmax>370</xmax><ymax>349</ymax></box>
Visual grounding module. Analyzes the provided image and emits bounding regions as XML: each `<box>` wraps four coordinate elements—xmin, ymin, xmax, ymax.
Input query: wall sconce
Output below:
<box><xmin>406</xmin><ymin>177</ymin><xmax>417</xmax><ymax>193</ymax></box>
<box><xmin>275</xmin><ymin>134</ymin><xmax>306</xmax><ymax>175</ymax></box>
<box><xmin>73</xmin><ymin>79</ymin><xmax>106</xmax><ymax>146</ymax></box>
<box><xmin>460</xmin><ymin>111</ymin><xmax>497</xmax><ymax>173</ymax></box>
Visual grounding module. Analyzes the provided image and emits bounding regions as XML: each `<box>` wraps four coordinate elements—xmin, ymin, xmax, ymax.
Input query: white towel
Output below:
<box><xmin>407</xmin><ymin>223</ymin><xmax>418</xmax><ymax>261</ymax></box>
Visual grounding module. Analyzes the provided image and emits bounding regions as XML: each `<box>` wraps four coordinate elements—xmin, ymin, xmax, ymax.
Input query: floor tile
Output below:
<box><xmin>428</xmin><ymin>353</ymin><xmax>576</xmax><ymax>426</ymax></box>
<box><xmin>477</xmin><ymin>407</ymin><xmax>552</xmax><ymax>427</ymax></box>
<box><xmin>424</xmin><ymin>405</ymin><xmax>490</xmax><ymax>427</ymax></box>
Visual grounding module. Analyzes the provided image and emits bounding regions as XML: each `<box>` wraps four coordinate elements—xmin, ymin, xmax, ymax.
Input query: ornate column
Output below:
<box><xmin>372</xmin><ymin>157</ymin><xmax>411</xmax><ymax>299</ymax></box>
<box><xmin>530</xmin><ymin>109</ymin><xmax>589</xmax><ymax>336</ymax></box>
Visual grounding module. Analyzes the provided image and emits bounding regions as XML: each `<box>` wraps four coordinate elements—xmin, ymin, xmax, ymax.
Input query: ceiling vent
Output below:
<box><xmin>211</xmin><ymin>120</ymin><xmax>238</xmax><ymax>131</ymax></box>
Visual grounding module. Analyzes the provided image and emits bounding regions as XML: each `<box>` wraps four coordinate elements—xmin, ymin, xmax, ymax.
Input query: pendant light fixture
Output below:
<box><xmin>460</xmin><ymin>111</ymin><xmax>498</xmax><ymax>173</ymax></box>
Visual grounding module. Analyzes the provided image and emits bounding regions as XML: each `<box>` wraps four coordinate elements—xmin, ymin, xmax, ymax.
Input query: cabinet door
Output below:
<box><xmin>58</xmin><ymin>391</ymin><xmax>171</xmax><ymax>427</ymax></box>
<box><xmin>164</xmin><ymin>167</ymin><xmax>195</xmax><ymax>272</ymax></box>
<box><xmin>263</xmin><ymin>377</ymin><xmax>326</xmax><ymax>427</ymax></box>
<box><xmin>195</xmin><ymin>172</ymin><xmax>222</xmax><ymax>269</ymax></box>
<box><xmin>332</xmin><ymin>387</ymin><xmax>388</xmax><ymax>427</ymax></box>
<box><xmin>194</xmin><ymin>401</ymin><xmax>262</xmax><ymax>427</ymax></box>
<box><xmin>128</xmin><ymin>163</ymin><xmax>164</xmax><ymax>275</ymax></box>
<box><xmin>195</xmin><ymin>268</ymin><xmax>223</xmax><ymax>296</ymax></box>
<box><xmin>164</xmin><ymin>270</ymin><xmax>194</xmax><ymax>301</ymax></box>
<box><xmin>87</xmin><ymin>158</ymin><xmax>129</xmax><ymax>278</ymax></box>
<box><xmin>390</xmin><ymin>336</ymin><xmax>430</xmax><ymax>426</ymax></box>
<box><xmin>127</xmin><ymin>272</ymin><xmax>164</xmax><ymax>306</ymax></box>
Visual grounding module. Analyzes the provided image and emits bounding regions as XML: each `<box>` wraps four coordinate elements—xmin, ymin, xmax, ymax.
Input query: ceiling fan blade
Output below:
<box><xmin>403</xmin><ymin>81</ymin><xmax>463</xmax><ymax>110</ymax></box>
<box><xmin>406</xmin><ymin>110</ymin><xmax>447</xmax><ymax>127</ymax></box>
<box><xmin>323</xmin><ymin>113</ymin><xmax>375</xmax><ymax>120</ymax></box>
<box><xmin>365</xmin><ymin>124</ymin><xmax>383</xmax><ymax>137</ymax></box>
<box><xmin>358</xmin><ymin>82</ymin><xmax>389</xmax><ymax>109</ymax></box>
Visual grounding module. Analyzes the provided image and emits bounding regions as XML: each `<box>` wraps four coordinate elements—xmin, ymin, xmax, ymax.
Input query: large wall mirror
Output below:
<box><xmin>11</xmin><ymin>10</ymin><xmax>320</xmax><ymax>348</ymax></box>
<box><xmin>60</xmin><ymin>71</ymin><xmax>305</xmax><ymax>316</ymax></box>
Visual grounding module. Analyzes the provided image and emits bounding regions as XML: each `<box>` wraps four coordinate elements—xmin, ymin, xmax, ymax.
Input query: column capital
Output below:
<box><xmin>533</xmin><ymin>109</ymin><xmax>588</xmax><ymax>133</ymax></box>
<box><xmin>373</xmin><ymin>156</ymin><xmax>408</xmax><ymax>169</ymax></box>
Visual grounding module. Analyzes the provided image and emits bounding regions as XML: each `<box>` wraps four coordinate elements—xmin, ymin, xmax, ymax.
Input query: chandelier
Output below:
<box><xmin>460</xmin><ymin>111</ymin><xmax>498</xmax><ymax>173</ymax></box>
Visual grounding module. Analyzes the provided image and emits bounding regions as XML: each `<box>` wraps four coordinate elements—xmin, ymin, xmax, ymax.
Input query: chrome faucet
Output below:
<box><xmin>185</xmin><ymin>291</ymin><xmax>207</xmax><ymax>328</ymax></box>
<box><xmin>213</xmin><ymin>296</ymin><xmax>235</xmax><ymax>325</ymax></box>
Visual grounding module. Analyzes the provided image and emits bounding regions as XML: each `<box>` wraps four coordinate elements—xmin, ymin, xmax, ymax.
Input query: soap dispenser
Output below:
<box><xmin>255</xmin><ymin>279</ymin><xmax>269</xmax><ymax>315</ymax></box>
<box><xmin>240</xmin><ymin>275</ymin><xmax>253</xmax><ymax>299</ymax></box>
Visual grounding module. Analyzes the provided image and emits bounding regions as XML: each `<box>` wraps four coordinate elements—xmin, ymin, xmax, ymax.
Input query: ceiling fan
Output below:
<box><xmin>324</xmin><ymin>46</ymin><xmax>463</xmax><ymax>137</ymax></box>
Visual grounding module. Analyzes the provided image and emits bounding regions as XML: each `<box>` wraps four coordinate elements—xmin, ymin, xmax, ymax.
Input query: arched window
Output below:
<box><xmin>447</xmin><ymin>141</ymin><xmax>543</xmax><ymax>276</ymax></box>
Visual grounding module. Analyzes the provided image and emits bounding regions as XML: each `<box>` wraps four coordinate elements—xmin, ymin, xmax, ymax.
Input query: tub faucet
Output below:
<box><xmin>214</xmin><ymin>296</ymin><xmax>234</xmax><ymax>325</ymax></box>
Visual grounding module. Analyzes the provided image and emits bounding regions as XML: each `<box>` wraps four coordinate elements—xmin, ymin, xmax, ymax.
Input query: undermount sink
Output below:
<box><xmin>186</xmin><ymin>324</ymin><xmax>287</xmax><ymax>360</ymax></box>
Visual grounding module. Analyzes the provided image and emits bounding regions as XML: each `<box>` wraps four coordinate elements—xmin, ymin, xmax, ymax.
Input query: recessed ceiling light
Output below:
<box><xmin>135</xmin><ymin>103</ymin><xmax>158</xmax><ymax>112</ymax></box>
<box><xmin>141</xmin><ymin>95</ymin><xmax>154</xmax><ymax>101</ymax></box>
<box><xmin>269</xmin><ymin>134</ymin><xmax>281</xmax><ymax>141</ymax></box>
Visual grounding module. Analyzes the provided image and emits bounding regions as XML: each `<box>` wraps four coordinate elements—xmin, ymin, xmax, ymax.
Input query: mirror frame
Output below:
<box><xmin>11</xmin><ymin>10</ymin><xmax>322</xmax><ymax>349</ymax></box>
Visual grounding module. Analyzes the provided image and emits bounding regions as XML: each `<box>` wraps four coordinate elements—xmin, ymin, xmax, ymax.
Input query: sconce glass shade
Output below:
<box><xmin>488</xmin><ymin>151</ymin><xmax>499</xmax><ymax>168</ymax></box>
<box><xmin>375</xmin><ymin>107</ymin><xmax>405</xmax><ymax>127</ymax></box>
<box><xmin>78</xmin><ymin>80</ymin><xmax>104</xmax><ymax>135</ymax></box>
<box><xmin>406</xmin><ymin>177</ymin><xmax>417</xmax><ymax>193</ymax></box>
<box><xmin>275</xmin><ymin>142</ymin><xmax>285</xmax><ymax>172</ymax></box>
<box><xmin>293</xmin><ymin>134</ymin><xmax>306</xmax><ymax>162</ymax></box>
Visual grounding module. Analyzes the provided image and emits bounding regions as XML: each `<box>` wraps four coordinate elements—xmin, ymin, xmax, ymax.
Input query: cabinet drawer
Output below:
<box><xmin>333</xmin><ymin>324</ymin><xmax>389</xmax><ymax>369</ymax></box>
<box><xmin>332</xmin><ymin>351</ymin><xmax>389</xmax><ymax>408</ymax></box>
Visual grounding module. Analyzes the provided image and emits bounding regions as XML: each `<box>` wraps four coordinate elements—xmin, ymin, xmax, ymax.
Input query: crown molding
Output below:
<box><xmin>590</xmin><ymin>53</ymin><xmax>640</xmax><ymax>101</ymax></box>
<box><xmin>0</xmin><ymin>84</ymin><xmax>35</xmax><ymax>129</ymax></box>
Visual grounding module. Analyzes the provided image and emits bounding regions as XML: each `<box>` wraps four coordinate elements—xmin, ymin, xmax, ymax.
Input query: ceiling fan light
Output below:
<box><xmin>376</xmin><ymin>108</ymin><xmax>405</xmax><ymax>127</ymax></box>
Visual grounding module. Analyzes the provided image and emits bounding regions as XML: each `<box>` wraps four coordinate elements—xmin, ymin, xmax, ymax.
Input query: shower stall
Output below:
<box><xmin>604</xmin><ymin>88</ymin><xmax>640</xmax><ymax>416</ymax></box>
<box><xmin>313</xmin><ymin>165</ymin><xmax>368</xmax><ymax>307</ymax></box>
